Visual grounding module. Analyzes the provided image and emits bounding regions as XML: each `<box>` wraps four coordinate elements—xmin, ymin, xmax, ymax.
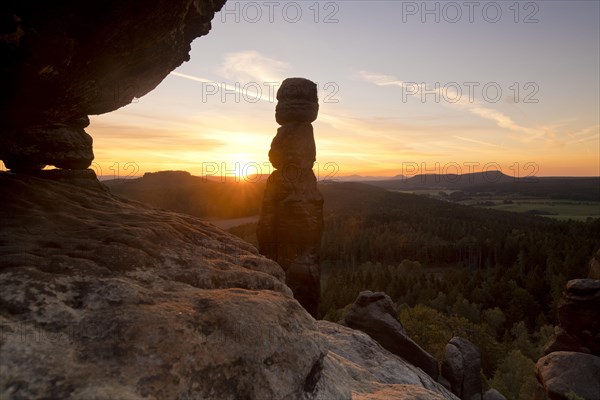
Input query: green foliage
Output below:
<box><xmin>399</xmin><ymin>304</ymin><xmax>505</xmax><ymax>376</ymax></box>
<box><xmin>487</xmin><ymin>350</ymin><xmax>537</xmax><ymax>400</ymax></box>
<box><xmin>565</xmin><ymin>391</ymin><xmax>586</xmax><ymax>400</ymax></box>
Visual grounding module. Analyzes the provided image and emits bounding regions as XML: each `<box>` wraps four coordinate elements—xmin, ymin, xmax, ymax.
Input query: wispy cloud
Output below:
<box><xmin>565</xmin><ymin>125</ymin><xmax>600</xmax><ymax>145</ymax></box>
<box><xmin>170</xmin><ymin>71</ymin><xmax>275</xmax><ymax>103</ymax></box>
<box><xmin>359</xmin><ymin>69</ymin><xmax>545</xmax><ymax>144</ymax></box>
<box><xmin>453</xmin><ymin>135</ymin><xmax>502</xmax><ymax>148</ymax></box>
<box><xmin>220</xmin><ymin>50</ymin><xmax>289</xmax><ymax>83</ymax></box>
<box><xmin>358</xmin><ymin>71</ymin><xmax>405</xmax><ymax>87</ymax></box>
<box><xmin>167</xmin><ymin>51</ymin><xmax>293</xmax><ymax>103</ymax></box>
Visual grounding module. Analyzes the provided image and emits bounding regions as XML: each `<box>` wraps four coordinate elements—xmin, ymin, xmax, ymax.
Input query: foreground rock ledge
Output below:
<box><xmin>0</xmin><ymin>172</ymin><xmax>456</xmax><ymax>399</ymax></box>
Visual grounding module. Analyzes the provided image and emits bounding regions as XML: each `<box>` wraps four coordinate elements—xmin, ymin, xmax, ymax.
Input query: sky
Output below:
<box><xmin>88</xmin><ymin>0</ymin><xmax>599</xmax><ymax>180</ymax></box>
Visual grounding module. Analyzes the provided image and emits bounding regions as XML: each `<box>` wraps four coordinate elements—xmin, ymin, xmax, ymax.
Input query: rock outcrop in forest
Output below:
<box><xmin>257</xmin><ymin>78</ymin><xmax>324</xmax><ymax>317</ymax></box>
<box><xmin>342</xmin><ymin>291</ymin><xmax>439</xmax><ymax>379</ymax></box>
<box><xmin>535</xmin><ymin>279</ymin><xmax>600</xmax><ymax>400</ymax></box>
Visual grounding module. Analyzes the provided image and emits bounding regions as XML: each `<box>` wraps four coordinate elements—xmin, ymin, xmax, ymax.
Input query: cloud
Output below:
<box><xmin>358</xmin><ymin>70</ymin><xmax>405</xmax><ymax>87</ymax></box>
<box><xmin>359</xmin><ymin>69</ymin><xmax>557</xmax><ymax>145</ymax></box>
<box><xmin>565</xmin><ymin>125</ymin><xmax>600</xmax><ymax>145</ymax></box>
<box><xmin>453</xmin><ymin>135</ymin><xmax>502</xmax><ymax>148</ymax></box>
<box><xmin>220</xmin><ymin>50</ymin><xmax>290</xmax><ymax>83</ymax></box>
<box><xmin>170</xmin><ymin>71</ymin><xmax>277</xmax><ymax>103</ymax></box>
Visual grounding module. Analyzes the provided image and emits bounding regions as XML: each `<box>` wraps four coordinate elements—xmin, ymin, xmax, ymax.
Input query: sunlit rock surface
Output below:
<box><xmin>0</xmin><ymin>172</ymin><xmax>457</xmax><ymax>399</ymax></box>
<box><xmin>317</xmin><ymin>321</ymin><xmax>458</xmax><ymax>400</ymax></box>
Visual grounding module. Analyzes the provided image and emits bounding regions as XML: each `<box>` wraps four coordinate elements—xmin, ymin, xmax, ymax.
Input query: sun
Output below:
<box><xmin>220</xmin><ymin>154</ymin><xmax>270</xmax><ymax>182</ymax></box>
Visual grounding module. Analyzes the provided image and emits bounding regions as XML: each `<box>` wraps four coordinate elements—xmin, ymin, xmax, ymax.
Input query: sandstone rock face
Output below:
<box><xmin>257</xmin><ymin>78</ymin><xmax>323</xmax><ymax>317</ymax></box>
<box><xmin>544</xmin><ymin>279</ymin><xmax>600</xmax><ymax>356</ymax></box>
<box><xmin>0</xmin><ymin>0</ymin><xmax>225</xmax><ymax>170</ymax></box>
<box><xmin>0</xmin><ymin>172</ymin><xmax>324</xmax><ymax>399</ymax></box>
<box><xmin>535</xmin><ymin>352</ymin><xmax>600</xmax><ymax>400</ymax></box>
<box><xmin>0</xmin><ymin>172</ymin><xmax>458</xmax><ymax>399</ymax></box>
<box><xmin>341</xmin><ymin>291</ymin><xmax>439</xmax><ymax>379</ymax></box>
<box><xmin>1</xmin><ymin>118</ymin><xmax>94</xmax><ymax>171</ymax></box>
<box><xmin>440</xmin><ymin>337</ymin><xmax>483</xmax><ymax>400</ymax></box>
<box><xmin>316</xmin><ymin>321</ymin><xmax>458</xmax><ymax>400</ymax></box>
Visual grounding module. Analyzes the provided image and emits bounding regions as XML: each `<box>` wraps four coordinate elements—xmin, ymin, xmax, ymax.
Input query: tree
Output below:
<box><xmin>487</xmin><ymin>349</ymin><xmax>537</xmax><ymax>400</ymax></box>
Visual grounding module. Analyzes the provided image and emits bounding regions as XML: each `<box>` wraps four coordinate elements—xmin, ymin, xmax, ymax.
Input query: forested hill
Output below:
<box><xmin>320</xmin><ymin>181</ymin><xmax>599</xmax><ymax>271</ymax></box>
<box><xmin>308</xmin><ymin>182</ymin><xmax>599</xmax><ymax>395</ymax></box>
<box><xmin>104</xmin><ymin>170</ymin><xmax>265</xmax><ymax>219</ymax></box>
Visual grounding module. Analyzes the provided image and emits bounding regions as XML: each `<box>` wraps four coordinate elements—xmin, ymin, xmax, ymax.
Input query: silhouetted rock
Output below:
<box><xmin>0</xmin><ymin>172</ymin><xmax>458</xmax><ymax>399</ymax></box>
<box><xmin>257</xmin><ymin>78</ymin><xmax>323</xmax><ymax>317</ymax></box>
<box><xmin>275</xmin><ymin>78</ymin><xmax>319</xmax><ymax>125</ymax></box>
<box><xmin>535</xmin><ymin>352</ymin><xmax>600</xmax><ymax>400</ymax></box>
<box><xmin>441</xmin><ymin>337</ymin><xmax>483</xmax><ymax>400</ymax></box>
<box><xmin>27</xmin><ymin>168</ymin><xmax>107</xmax><ymax>191</ymax></box>
<box><xmin>341</xmin><ymin>291</ymin><xmax>439</xmax><ymax>379</ymax></box>
<box><xmin>544</xmin><ymin>279</ymin><xmax>600</xmax><ymax>356</ymax></box>
<box><xmin>0</xmin><ymin>0</ymin><xmax>225</xmax><ymax>170</ymax></box>
<box><xmin>483</xmin><ymin>389</ymin><xmax>506</xmax><ymax>400</ymax></box>
<box><xmin>1</xmin><ymin>118</ymin><xmax>94</xmax><ymax>171</ymax></box>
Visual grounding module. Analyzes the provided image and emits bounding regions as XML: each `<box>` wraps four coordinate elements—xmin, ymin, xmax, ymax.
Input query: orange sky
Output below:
<box><xmin>78</xmin><ymin>2</ymin><xmax>599</xmax><ymax>179</ymax></box>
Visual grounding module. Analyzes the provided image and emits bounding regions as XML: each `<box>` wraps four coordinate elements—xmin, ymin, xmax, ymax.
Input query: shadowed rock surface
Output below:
<box><xmin>257</xmin><ymin>78</ymin><xmax>323</xmax><ymax>317</ymax></box>
<box><xmin>0</xmin><ymin>0</ymin><xmax>225</xmax><ymax>170</ymax></box>
<box><xmin>341</xmin><ymin>291</ymin><xmax>439</xmax><ymax>380</ymax></box>
<box><xmin>0</xmin><ymin>172</ymin><xmax>457</xmax><ymax>399</ymax></box>
<box><xmin>535</xmin><ymin>352</ymin><xmax>600</xmax><ymax>400</ymax></box>
<box><xmin>483</xmin><ymin>389</ymin><xmax>506</xmax><ymax>400</ymax></box>
<box><xmin>536</xmin><ymin>278</ymin><xmax>600</xmax><ymax>400</ymax></box>
<box><xmin>440</xmin><ymin>337</ymin><xmax>482</xmax><ymax>400</ymax></box>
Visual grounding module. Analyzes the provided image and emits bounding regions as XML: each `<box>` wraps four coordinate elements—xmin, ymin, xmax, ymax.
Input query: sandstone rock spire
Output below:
<box><xmin>257</xmin><ymin>78</ymin><xmax>324</xmax><ymax>317</ymax></box>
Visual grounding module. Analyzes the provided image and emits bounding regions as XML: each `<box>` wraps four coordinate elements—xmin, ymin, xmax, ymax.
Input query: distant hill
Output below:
<box><xmin>331</xmin><ymin>174</ymin><xmax>404</xmax><ymax>182</ymax></box>
<box><xmin>364</xmin><ymin>170</ymin><xmax>514</xmax><ymax>190</ymax></box>
<box><xmin>105</xmin><ymin>170</ymin><xmax>265</xmax><ymax>219</ymax></box>
<box><xmin>463</xmin><ymin>176</ymin><xmax>600</xmax><ymax>201</ymax></box>
<box><xmin>363</xmin><ymin>171</ymin><xmax>600</xmax><ymax>201</ymax></box>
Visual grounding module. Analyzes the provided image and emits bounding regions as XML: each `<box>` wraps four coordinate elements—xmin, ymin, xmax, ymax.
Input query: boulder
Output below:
<box><xmin>483</xmin><ymin>389</ymin><xmax>506</xmax><ymax>400</ymax></box>
<box><xmin>544</xmin><ymin>279</ymin><xmax>600</xmax><ymax>356</ymax></box>
<box><xmin>341</xmin><ymin>291</ymin><xmax>439</xmax><ymax>379</ymax></box>
<box><xmin>441</xmin><ymin>337</ymin><xmax>483</xmax><ymax>400</ymax></box>
<box><xmin>316</xmin><ymin>321</ymin><xmax>458</xmax><ymax>400</ymax></box>
<box><xmin>275</xmin><ymin>78</ymin><xmax>319</xmax><ymax>125</ymax></box>
<box><xmin>536</xmin><ymin>351</ymin><xmax>600</xmax><ymax>400</ymax></box>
